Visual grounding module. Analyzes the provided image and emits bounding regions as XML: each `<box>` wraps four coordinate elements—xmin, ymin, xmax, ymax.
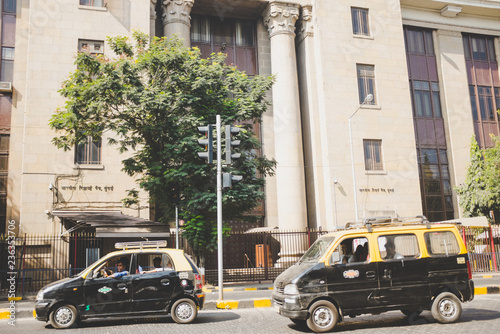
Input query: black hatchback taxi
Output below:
<box><xmin>35</xmin><ymin>241</ymin><xmax>205</xmax><ymax>329</ymax></box>
<box><xmin>272</xmin><ymin>217</ymin><xmax>475</xmax><ymax>333</ymax></box>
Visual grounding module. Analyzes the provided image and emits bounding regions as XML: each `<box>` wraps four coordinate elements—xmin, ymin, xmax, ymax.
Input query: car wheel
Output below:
<box><xmin>306</xmin><ymin>300</ymin><xmax>339</xmax><ymax>333</ymax></box>
<box><xmin>171</xmin><ymin>299</ymin><xmax>197</xmax><ymax>324</ymax></box>
<box><xmin>49</xmin><ymin>304</ymin><xmax>78</xmax><ymax>329</ymax></box>
<box><xmin>431</xmin><ymin>292</ymin><xmax>462</xmax><ymax>323</ymax></box>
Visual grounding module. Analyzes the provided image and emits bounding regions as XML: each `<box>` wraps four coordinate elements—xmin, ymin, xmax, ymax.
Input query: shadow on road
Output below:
<box><xmin>284</xmin><ymin>308</ymin><xmax>500</xmax><ymax>332</ymax></box>
<box><xmin>44</xmin><ymin>311</ymin><xmax>241</xmax><ymax>329</ymax></box>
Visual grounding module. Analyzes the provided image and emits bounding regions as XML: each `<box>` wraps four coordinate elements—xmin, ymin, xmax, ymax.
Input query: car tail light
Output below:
<box><xmin>466</xmin><ymin>259</ymin><xmax>472</xmax><ymax>280</ymax></box>
<box><xmin>195</xmin><ymin>274</ymin><xmax>203</xmax><ymax>290</ymax></box>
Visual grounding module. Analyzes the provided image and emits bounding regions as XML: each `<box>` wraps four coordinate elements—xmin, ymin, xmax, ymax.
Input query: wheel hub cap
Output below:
<box><xmin>439</xmin><ymin>299</ymin><xmax>456</xmax><ymax>318</ymax></box>
<box><xmin>313</xmin><ymin>307</ymin><xmax>333</xmax><ymax>327</ymax></box>
<box><xmin>55</xmin><ymin>308</ymin><xmax>72</xmax><ymax>325</ymax></box>
<box><xmin>177</xmin><ymin>303</ymin><xmax>193</xmax><ymax>320</ymax></box>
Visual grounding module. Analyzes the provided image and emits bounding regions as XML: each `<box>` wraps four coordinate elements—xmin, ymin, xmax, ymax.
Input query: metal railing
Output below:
<box><xmin>1</xmin><ymin>225</ymin><xmax>499</xmax><ymax>295</ymax></box>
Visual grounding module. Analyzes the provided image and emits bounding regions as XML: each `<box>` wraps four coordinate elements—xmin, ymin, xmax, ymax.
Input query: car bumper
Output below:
<box><xmin>34</xmin><ymin>300</ymin><xmax>52</xmax><ymax>322</ymax></box>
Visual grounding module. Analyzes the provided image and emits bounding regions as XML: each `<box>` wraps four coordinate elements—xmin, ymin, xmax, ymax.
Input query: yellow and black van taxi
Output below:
<box><xmin>272</xmin><ymin>217</ymin><xmax>474</xmax><ymax>333</ymax></box>
<box><xmin>34</xmin><ymin>241</ymin><xmax>205</xmax><ymax>329</ymax></box>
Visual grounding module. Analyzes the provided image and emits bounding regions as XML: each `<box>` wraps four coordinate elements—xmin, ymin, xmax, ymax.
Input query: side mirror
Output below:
<box><xmin>330</xmin><ymin>252</ymin><xmax>341</xmax><ymax>265</ymax></box>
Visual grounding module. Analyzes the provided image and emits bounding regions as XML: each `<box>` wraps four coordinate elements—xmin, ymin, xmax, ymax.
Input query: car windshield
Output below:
<box><xmin>299</xmin><ymin>237</ymin><xmax>336</xmax><ymax>263</ymax></box>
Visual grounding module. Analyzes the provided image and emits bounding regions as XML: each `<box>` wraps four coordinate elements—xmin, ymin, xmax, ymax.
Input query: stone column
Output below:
<box><xmin>263</xmin><ymin>1</ymin><xmax>308</xmax><ymax>232</ymax></box>
<box><xmin>161</xmin><ymin>0</ymin><xmax>194</xmax><ymax>45</ymax></box>
<box><xmin>150</xmin><ymin>0</ymin><xmax>157</xmax><ymax>38</ymax></box>
<box><xmin>434</xmin><ymin>29</ymin><xmax>475</xmax><ymax>218</ymax></box>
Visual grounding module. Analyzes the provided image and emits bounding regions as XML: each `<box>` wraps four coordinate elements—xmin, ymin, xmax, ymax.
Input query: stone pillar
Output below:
<box><xmin>161</xmin><ymin>0</ymin><xmax>194</xmax><ymax>45</ymax></box>
<box><xmin>150</xmin><ymin>0</ymin><xmax>157</xmax><ymax>38</ymax></box>
<box><xmin>263</xmin><ymin>1</ymin><xmax>308</xmax><ymax>232</ymax></box>
<box><xmin>434</xmin><ymin>29</ymin><xmax>475</xmax><ymax>218</ymax></box>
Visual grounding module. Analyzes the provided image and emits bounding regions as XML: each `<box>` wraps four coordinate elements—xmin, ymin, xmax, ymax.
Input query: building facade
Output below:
<box><xmin>5</xmin><ymin>0</ymin><xmax>500</xmax><ymax>235</ymax></box>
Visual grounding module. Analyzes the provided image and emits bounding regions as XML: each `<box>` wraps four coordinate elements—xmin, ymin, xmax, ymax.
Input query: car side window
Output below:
<box><xmin>378</xmin><ymin>234</ymin><xmax>419</xmax><ymax>260</ymax></box>
<box><xmin>330</xmin><ymin>237</ymin><xmax>370</xmax><ymax>265</ymax></box>
<box><xmin>425</xmin><ymin>231</ymin><xmax>460</xmax><ymax>256</ymax></box>
<box><xmin>135</xmin><ymin>253</ymin><xmax>175</xmax><ymax>275</ymax></box>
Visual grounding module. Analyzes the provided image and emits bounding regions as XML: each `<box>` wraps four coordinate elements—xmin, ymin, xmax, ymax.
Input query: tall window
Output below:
<box><xmin>191</xmin><ymin>16</ymin><xmax>257</xmax><ymax>75</ymax></box>
<box><xmin>74</xmin><ymin>40</ymin><xmax>103</xmax><ymax>165</ymax></box>
<box><xmin>464</xmin><ymin>34</ymin><xmax>500</xmax><ymax>149</ymax></box>
<box><xmin>0</xmin><ymin>134</ymin><xmax>8</xmax><ymax>231</ymax></box>
<box><xmin>351</xmin><ymin>7</ymin><xmax>369</xmax><ymax>36</ymax></box>
<box><xmin>75</xmin><ymin>136</ymin><xmax>101</xmax><ymax>165</ymax></box>
<box><xmin>80</xmin><ymin>0</ymin><xmax>104</xmax><ymax>6</ymax></box>
<box><xmin>363</xmin><ymin>139</ymin><xmax>383</xmax><ymax>171</ymax></box>
<box><xmin>357</xmin><ymin>64</ymin><xmax>376</xmax><ymax>105</ymax></box>
<box><xmin>405</xmin><ymin>26</ymin><xmax>453</xmax><ymax>222</ymax></box>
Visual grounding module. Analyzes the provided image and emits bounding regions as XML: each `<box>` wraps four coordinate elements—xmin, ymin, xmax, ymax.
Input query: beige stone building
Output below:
<box><xmin>3</xmin><ymin>0</ymin><xmax>500</xmax><ymax>235</ymax></box>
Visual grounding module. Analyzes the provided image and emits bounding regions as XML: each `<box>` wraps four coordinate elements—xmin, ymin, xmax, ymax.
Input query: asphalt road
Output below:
<box><xmin>3</xmin><ymin>294</ymin><xmax>500</xmax><ymax>334</ymax></box>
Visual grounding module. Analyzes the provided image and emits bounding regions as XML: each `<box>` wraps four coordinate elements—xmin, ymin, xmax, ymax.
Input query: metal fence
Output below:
<box><xmin>1</xmin><ymin>225</ymin><xmax>499</xmax><ymax>296</ymax></box>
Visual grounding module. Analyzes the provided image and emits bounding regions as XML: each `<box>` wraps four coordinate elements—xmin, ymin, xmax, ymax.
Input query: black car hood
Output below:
<box><xmin>41</xmin><ymin>276</ymin><xmax>81</xmax><ymax>293</ymax></box>
<box><xmin>275</xmin><ymin>262</ymin><xmax>322</xmax><ymax>286</ymax></box>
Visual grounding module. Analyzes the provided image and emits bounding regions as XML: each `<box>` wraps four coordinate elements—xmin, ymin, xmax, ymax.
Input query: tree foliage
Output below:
<box><xmin>456</xmin><ymin>136</ymin><xmax>500</xmax><ymax>221</ymax></box>
<box><xmin>50</xmin><ymin>32</ymin><xmax>276</xmax><ymax>255</ymax></box>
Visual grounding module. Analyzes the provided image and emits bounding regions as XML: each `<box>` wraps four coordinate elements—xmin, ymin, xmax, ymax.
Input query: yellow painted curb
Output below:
<box><xmin>33</xmin><ymin>310</ymin><xmax>36</xmax><ymax>318</ymax></box>
<box><xmin>216</xmin><ymin>300</ymin><xmax>239</xmax><ymax>309</ymax></box>
<box><xmin>482</xmin><ymin>275</ymin><xmax>493</xmax><ymax>279</ymax></box>
<box><xmin>254</xmin><ymin>299</ymin><xmax>272</xmax><ymax>308</ymax></box>
<box><xmin>8</xmin><ymin>297</ymin><xmax>22</xmax><ymax>301</ymax></box>
<box><xmin>244</xmin><ymin>288</ymin><xmax>257</xmax><ymax>291</ymax></box>
<box><xmin>0</xmin><ymin>309</ymin><xmax>10</xmax><ymax>320</ymax></box>
<box><xmin>475</xmin><ymin>287</ymin><xmax>487</xmax><ymax>295</ymax></box>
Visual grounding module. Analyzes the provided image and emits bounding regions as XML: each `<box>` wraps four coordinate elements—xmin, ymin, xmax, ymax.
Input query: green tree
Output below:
<box><xmin>456</xmin><ymin>136</ymin><xmax>500</xmax><ymax>221</ymax></box>
<box><xmin>49</xmin><ymin>32</ymin><xmax>276</xmax><ymax>258</ymax></box>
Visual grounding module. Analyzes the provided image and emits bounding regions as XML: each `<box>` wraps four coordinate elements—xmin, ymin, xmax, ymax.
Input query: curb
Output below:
<box><xmin>204</xmin><ymin>298</ymin><xmax>272</xmax><ymax>310</ymax></box>
<box><xmin>474</xmin><ymin>286</ymin><xmax>500</xmax><ymax>295</ymax></box>
<box><xmin>203</xmin><ymin>286</ymin><xmax>273</xmax><ymax>293</ymax></box>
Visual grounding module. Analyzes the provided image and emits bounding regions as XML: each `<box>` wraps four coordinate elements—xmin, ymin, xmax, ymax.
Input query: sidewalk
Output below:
<box><xmin>2</xmin><ymin>276</ymin><xmax>500</xmax><ymax>320</ymax></box>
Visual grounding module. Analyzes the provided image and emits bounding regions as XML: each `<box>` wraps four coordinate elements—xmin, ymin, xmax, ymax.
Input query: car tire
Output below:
<box><xmin>306</xmin><ymin>300</ymin><xmax>339</xmax><ymax>333</ymax></box>
<box><xmin>171</xmin><ymin>298</ymin><xmax>198</xmax><ymax>324</ymax></box>
<box><xmin>49</xmin><ymin>304</ymin><xmax>78</xmax><ymax>329</ymax></box>
<box><xmin>431</xmin><ymin>292</ymin><xmax>462</xmax><ymax>324</ymax></box>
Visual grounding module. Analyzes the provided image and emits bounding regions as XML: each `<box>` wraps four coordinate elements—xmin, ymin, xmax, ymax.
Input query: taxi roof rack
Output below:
<box><xmin>345</xmin><ymin>215</ymin><xmax>431</xmax><ymax>232</ymax></box>
<box><xmin>115</xmin><ymin>240</ymin><xmax>167</xmax><ymax>251</ymax></box>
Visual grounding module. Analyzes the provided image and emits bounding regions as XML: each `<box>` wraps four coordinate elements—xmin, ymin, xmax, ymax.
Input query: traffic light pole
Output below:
<box><xmin>216</xmin><ymin>115</ymin><xmax>224</xmax><ymax>301</ymax></box>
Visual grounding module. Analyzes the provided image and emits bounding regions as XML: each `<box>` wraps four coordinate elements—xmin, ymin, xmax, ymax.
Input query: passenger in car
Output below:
<box><xmin>140</xmin><ymin>256</ymin><xmax>173</xmax><ymax>274</ymax></box>
<box><xmin>384</xmin><ymin>241</ymin><xmax>403</xmax><ymax>260</ymax></box>
<box><xmin>341</xmin><ymin>241</ymin><xmax>356</xmax><ymax>263</ymax></box>
<box><xmin>109</xmin><ymin>258</ymin><xmax>129</xmax><ymax>278</ymax></box>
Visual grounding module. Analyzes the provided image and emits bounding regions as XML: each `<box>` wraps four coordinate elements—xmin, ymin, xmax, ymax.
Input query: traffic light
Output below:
<box><xmin>197</xmin><ymin>125</ymin><xmax>213</xmax><ymax>164</ymax></box>
<box><xmin>223</xmin><ymin>173</ymin><xmax>243</xmax><ymax>188</ymax></box>
<box><xmin>225</xmin><ymin>125</ymin><xmax>241</xmax><ymax>165</ymax></box>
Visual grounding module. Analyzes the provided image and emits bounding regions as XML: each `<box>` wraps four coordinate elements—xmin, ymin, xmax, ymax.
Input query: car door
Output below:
<box><xmin>131</xmin><ymin>253</ymin><xmax>177</xmax><ymax>312</ymax></box>
<box><xmin>83</xmin><ymin>274</ymin><xmax>133</xmax><ymax>316</ymax></box>
<box><xmin>325</xmin><ymin>237</ymin><xmax>380</xmax><ymax>313</ymax></box>
<box><xmin>376</xmin><ymin>233</ymin><xmax>430</xmax><ymax>308</ymax></box>
<box><xmin>83</xmin><ymin>254</ymin><xmax>134</xmax><ymax>316</ymax></box>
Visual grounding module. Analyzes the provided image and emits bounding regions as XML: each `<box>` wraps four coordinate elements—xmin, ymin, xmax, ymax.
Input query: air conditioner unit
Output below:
<box><xmin>0</xmin><ymin>81</ymin><xmax>12</xmax><ymax>92</ymax></box>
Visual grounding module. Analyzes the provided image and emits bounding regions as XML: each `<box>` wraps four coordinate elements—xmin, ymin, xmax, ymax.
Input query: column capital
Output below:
<box><xmin>161</xmin><ymin>0</ymin><xmax>194</xmax><ymax>28</ymax></box>
<box><xmin>296</xmin><ymin>5</ymin><xmax>313</xmax><ymax>43</ymax></box>
<box><xmin>263</xmin><ymin>1</ymin><xmax>300</xmax><ymax>38</ymax></box>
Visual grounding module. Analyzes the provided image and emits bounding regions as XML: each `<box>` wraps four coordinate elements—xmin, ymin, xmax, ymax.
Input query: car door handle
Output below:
<box><xmin>383</xmin><ymin>269</ymin><xmax>392</xmax><ymax>280</ymax></box>
<box><xmin>161</xmin><ymin>279</ymin><xmax>170</xmax><ymax>286</ymax></box>
<box><xmin>117</xmin><ymin>283</ymin><xmax>127</xmax><ymax>290</ymax></box>
<box><xmin>366</xmin><ymin>271</ymin><xmax>376</xmax><ymax>280</ymax></box>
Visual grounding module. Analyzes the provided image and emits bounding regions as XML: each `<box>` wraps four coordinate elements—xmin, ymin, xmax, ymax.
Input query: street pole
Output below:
<box><xmin>175</xmin><ymin>205</ymin><xmax>179</xmax><ymax>249</ymax></box>
<box><xmin>216</xmin><ymin>115</ymin><xmax>224</xmax><ymax>300</ymax></box>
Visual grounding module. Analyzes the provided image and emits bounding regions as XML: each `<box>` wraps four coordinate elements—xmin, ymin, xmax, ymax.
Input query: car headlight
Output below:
<box><xmin>283</xmin><ymin>284</ymin><xmax>299</xmax><ymax>295</ymax></box>
<box><xmin>36</xmin><ymin>289</ymin><xmax>44</xmax><ymax>301</ymax></box>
